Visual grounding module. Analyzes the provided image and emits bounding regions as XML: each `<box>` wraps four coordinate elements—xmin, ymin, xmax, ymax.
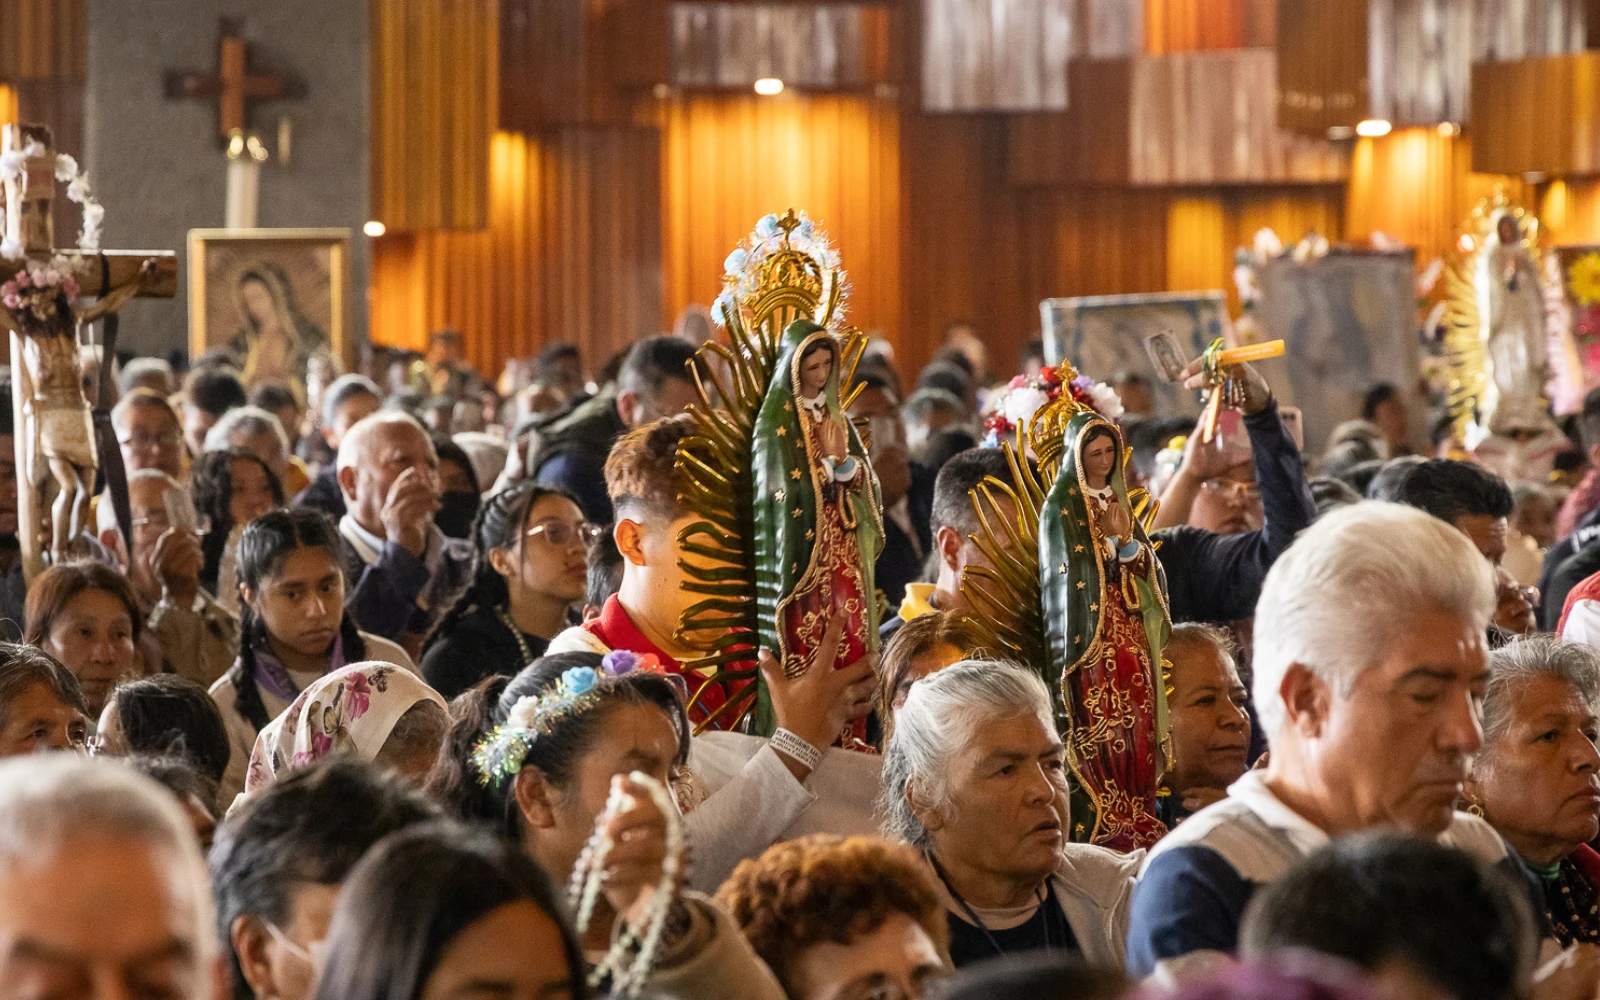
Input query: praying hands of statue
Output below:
<box><xmin>590</xmin><ymin>773</ymin><xmax>687</xmax><ymax>940</ymax></box>
<box><xmin>818</xmin><ymin>415</ymin><xmax>848</xmax><ymax>462</ymax></box>
<box><xmin>1100</xmin><ymin>499</ymin><xmax>1133</xmax><ymax>542</ymax></box>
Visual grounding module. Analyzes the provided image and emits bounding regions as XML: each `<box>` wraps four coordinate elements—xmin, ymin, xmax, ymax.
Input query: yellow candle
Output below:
<box><xmin>1214</xmin><ymin>340</ymin><xmax>1285</xmax><ymax>366</ymax></box>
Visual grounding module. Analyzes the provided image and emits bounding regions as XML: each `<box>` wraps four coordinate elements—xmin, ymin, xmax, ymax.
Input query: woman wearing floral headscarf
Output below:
<box><xmin>241</xmin><ymin>662</ymin><xmax>448</xmax><ymax>803</ymax></box>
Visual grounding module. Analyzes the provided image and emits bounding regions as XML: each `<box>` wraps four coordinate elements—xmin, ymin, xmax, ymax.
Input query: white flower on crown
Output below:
<box><xmin>1003</xmin><ymin>386</ymin><xmax>1050</xmax><ymax>426</ymax></box>
<box><xmin>713</xmin><ymin>210</ymin><xmax>846</xmax><ymax>327</ymax></box>
<box><xmin>1088</xmin><ymin>382</ymin><xmax>1125</xmax><ymax>420</ymax></box>
<box><xmin>505</xmin><ymin>694</ymin><xmax>542</xmax><ymax>732</ymax></box>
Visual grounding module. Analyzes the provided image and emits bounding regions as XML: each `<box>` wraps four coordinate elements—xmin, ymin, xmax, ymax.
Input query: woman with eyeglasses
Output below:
<box><xmin>420</xmin><ymin>482</ymin><xmax>595</xmax><ymax>699</ymax></box>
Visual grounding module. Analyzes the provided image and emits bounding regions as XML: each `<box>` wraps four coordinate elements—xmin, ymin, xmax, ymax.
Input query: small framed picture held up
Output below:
<box><xmin>187</xmin><ymin>228</ymin><xmax>350</xmax><ymax>387</ymax></box>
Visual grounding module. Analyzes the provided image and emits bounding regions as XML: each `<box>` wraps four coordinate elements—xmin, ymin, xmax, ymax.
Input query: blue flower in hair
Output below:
<box><xmin>562</xmin><ymin>667</ymin><xmax>599</xmax><ymax>697</ymax></box>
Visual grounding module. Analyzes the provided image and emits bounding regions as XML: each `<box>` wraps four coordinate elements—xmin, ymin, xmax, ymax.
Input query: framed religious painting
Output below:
<box><xmin>1040</xmin><ymin>291</ymin><xmax>1228</xmax><ymax>419</ymax></box>
<box><xmin>1253</xmin><ymin>248</ymin><xmax>1418</xmax><ymax>455</ymax></box>
<box><xmin>187</xmin><ymin>228</ymin><xmax>350</xmax><ymax>387</ymax></box>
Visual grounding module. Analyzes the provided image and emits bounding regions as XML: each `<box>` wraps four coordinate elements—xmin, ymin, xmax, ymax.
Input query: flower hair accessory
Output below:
<box><xmin>471</xmin><ymin>657</ymin><xmax>672</xmax><ymax>787</ymax></box>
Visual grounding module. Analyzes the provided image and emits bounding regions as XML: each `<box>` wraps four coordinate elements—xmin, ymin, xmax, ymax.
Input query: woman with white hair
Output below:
<box><xmin>1466</xmin><ymin>635</ymin><xmax>1600</xmax><ymax>945</ymax></box>
<box><xmin>880</xmin><ymin>659</ymin><xmax>1140</xmax><ymax>969</ymax></box>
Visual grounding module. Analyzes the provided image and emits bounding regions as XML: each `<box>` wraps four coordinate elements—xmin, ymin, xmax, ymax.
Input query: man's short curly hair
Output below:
<box><xmin>604</xmin><ymin>414</ymin><xmax>693</xmax><ymax>521</ymax></box>
<box><xmin>716</xmin><ymin>834</ymin><xmax>948</xmax><ymax>994</ymax></box>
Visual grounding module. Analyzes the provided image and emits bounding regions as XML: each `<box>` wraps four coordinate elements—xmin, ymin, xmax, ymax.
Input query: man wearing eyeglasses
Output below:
<box><xmin>1145</xmin><ymin>360</ymin><xmax>1316</xmax><ymax>627</ymax></box>
<box><xmin>111</xmin><ymin>389</ymin><xmax>186</xmax><ymax>479</ymax></box>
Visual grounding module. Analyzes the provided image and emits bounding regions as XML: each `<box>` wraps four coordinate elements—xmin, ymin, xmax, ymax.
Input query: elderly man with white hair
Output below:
<box><xmin>880</xmin><ymin>659</ymin><xmax>1140</xmax><ymax>969</ymax></box>
<box><xmin>0</xmin><ymin>754</ymin><xmax>221</xmax><ymax>999</ymax></box>
<box><xmin>335</xmin><ymin>410</ymin><xmax>470</xmax><ymax>651</ymax></box>
<box><xmin>1126</xmin><ymin>501</ymin><xmax>1508</xmax><ymax>976</ymax></box>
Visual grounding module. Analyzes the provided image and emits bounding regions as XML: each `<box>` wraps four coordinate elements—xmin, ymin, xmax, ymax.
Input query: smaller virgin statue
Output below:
<box><xmin>1043</xmin><ymin>411</ymin><xmax>1170</xmax><ymax>851</ymax></box>
<box><xmin>1480</xmin><ymin>213</ymin><xmax>1551</xmax><ymax>435</ymax></box>
<box><xmin>752</xmin><ymin>319</ymin><xmax>883</xmax><ymax>740</ymax></box>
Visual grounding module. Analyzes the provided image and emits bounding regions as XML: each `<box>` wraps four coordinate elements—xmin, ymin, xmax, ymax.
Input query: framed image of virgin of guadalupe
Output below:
<box><xmin>187</xmin><ymin>228</ymin><xmax>349</xmax><ymax>386</ymax></box>
<box><xmin>1041</xmin><ymin>291</ymin><xmax>1227</xmax><ymax>419</ymax></box>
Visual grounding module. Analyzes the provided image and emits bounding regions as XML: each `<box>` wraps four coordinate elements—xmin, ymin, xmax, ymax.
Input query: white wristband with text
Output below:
<box><xmin>771</xmin><ymin>728</ymin><xmax>823</xmax><ymax>772</ymax></box>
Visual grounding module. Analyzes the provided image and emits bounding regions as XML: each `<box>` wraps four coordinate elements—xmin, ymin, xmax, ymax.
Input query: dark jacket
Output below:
<box><xmin>420</xmin><ymin>605</ymin><xmax>549</xmax><ymax>699</ymax></box>
<box><xmin>876</xmin><ymin>518</ymin><xmax>923</xmax><ymax>610</ymax></box>
<box><xmin>1153</xmin><ymin>401</ymin><xmax>1316</xmax><ymax>624</ymax></box>
<box><xmin>531</xmin><ymin>389</ymin><xmax>628</xmax><ymax>524</ymax></box>
<box><xmin>340</xmin><ymin>530</ymin><xmax>473</xmax><ymax>645</ymax></box>
<box><xmin>295</xmin><ymin>465</ymin><xmax>346</xmax><ymax>519</ymax></box>
<box><xmin>1541</xmin><ymin>505</ymin><xmax>1600</xmax><ymax>627</ymax></box>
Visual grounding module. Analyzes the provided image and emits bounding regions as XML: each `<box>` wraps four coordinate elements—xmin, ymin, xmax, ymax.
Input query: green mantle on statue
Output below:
<box><xmin>750</xmin><ymin>319</ymin><xmax>884</xmax><ymax>734</ymax></box>
<box><xmin>1040</xmin><ymin>411</ymin><xmax>1171</xmax><ymax>845</ymax></box>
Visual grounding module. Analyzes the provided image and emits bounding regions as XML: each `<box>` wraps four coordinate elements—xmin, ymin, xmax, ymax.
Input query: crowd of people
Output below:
<box><xmin>9</xmin><ymin>323</ymin><xmax>1600</xmax><ymax>1000</ymax></box>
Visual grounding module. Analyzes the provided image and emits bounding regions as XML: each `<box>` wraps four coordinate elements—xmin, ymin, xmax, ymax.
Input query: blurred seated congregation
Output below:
<box><xmin>16</xmin><ymin>1</ymin><xmax>1600</xmax><ymax>1000</ymax></box>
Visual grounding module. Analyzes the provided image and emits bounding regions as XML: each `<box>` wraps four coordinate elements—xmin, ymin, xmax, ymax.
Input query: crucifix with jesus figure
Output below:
<box><xmin>3</xmin><ymin>123</ymin><xmax>177</xmax><ymax>583</ymax></box>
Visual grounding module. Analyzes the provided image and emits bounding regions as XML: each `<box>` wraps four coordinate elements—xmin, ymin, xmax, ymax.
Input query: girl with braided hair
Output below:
<box><xmin>419</xmin><ymin>481</ymin><xmax>594</xmax><ymax>698</ymax></box>
<box><xmin>209</xmin><ymin>507</ymin><xmax>414</xmax><ymax>802</ymax></box>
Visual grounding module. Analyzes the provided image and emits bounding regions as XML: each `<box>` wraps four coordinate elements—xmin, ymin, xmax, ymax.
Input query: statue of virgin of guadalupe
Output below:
<box><xmin>751</xmin><ymin>319</ymin><xmax>884</xmax><ymax>740</ymax></box>
<box><xmin>1041</xmin><ymin>411</ymin><xmax>1170</xmax><ymax>851</ymax></box>
<box><xmin>1479</xmin><ymin>213</ymin><xmax>1551</xmax><ymax>435</ymax></box>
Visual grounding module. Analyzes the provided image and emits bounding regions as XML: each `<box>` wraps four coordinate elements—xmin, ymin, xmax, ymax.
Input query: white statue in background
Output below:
<box><xmin>1478</xmin><ymin>212</ymin><xmax>1551</xmax><ymax>435</ymax></box>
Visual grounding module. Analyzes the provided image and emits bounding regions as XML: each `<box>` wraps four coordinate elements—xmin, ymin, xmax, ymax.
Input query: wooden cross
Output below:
<box><xmin>163</xmin><ymin>21</ymin><xmax>287</xmax><ymax>141</ymax></box>
<box><xmin>4</xmin><ymin>123</ymin><xmax>178</xmax><ymax>581</ymax></box>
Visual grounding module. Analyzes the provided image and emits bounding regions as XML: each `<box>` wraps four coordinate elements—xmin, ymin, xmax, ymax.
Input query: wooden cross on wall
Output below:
<box><xmin>163</xmin><ymin>19</ymin><xmax>288</xmax><ymax>141</ymax></box>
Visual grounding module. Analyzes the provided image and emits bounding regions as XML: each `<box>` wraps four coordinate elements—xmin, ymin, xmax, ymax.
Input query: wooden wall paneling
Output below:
<box><xmin>1476</xmin><ymin>0</ymin><xmax>1587</xmax><ymax>61</ymax></box>
<box><xmin>1072</xmin><ymin>0</ymin><xmax>1142</xmax><ymax>58</ymax></box>
<box><xmin>1345</xmin><ymin>128</ymin><xmax>1531</xmax><ymax>264</ymax></box>
<box><xmin>1143</xmin><ymin>0</ymin><xmax>1275</xmax><ymax>54</ymax></box>
<box><xmin>921</xmin><ymin>0</ymin><xmax>1072</xmax><ymax>111</ymax></box>
<box><xmin>901</xmin><ymin>113</ymin><xmax>1029</xmax><ymax>373</ymax></box>
<box><xmin>653</xmin><ymin>92</ymin><xmax>901</xmax><ymax>340</ymax></box>
<box><xmin>1367</xmin><ymin>0</ymin><xmax>1473</xmax><ymax>126</ymax></box>
<box><xmin>1471</xmin><ymin>53</ymin><xmax>1600</xmax><ymax>176</ymax></box>
<box><xmin>1276</xmin><ymin>0</ymin><xmax>1367</xmax><ymax>132</ymax></box>
<box><xmin>1539</xmin><ymin>178</ymin><xmax>1600</xmax><ymax>243</ymax></box>
<box><xmin>1129</xmin><ymin>50</ymin><xmax>1346</xmax><ymax>184</ymax></box>
<box><xmin>1009</xmin><ymin>51</ymin><xmax>1344</xmax><ymax>187</ymax></box>
<box><xmin>669</xmin><ymin>4</ymin><xmax>889</xmax><ymax>89</ymax></box>
<box><xmin>367</xmin><ymin>128</ymin><xmax>663</xmax><ymax>376</ymax></box>
<box><xmin>0</xmin><ymin>0</ymin><xmax>83</xmax><ymax>82</ymax></box>
<box><xmin>1279</xmin><ymin>0</ymin><xmax>1587</xmax><ymax>134</ymax></box>
<box><xmin>1165</xmin><ymin>186</ymin><xmax>1344</xmax><ymax>309</ymax></box>
<box><xmin>500</xmin><ymin>0</ymin><xmax>625</xmax><ymax>129</ymax></box>
<box><xmin>371</xmin><ymin>0</ymin><xmax>497</xmax><ymax>231</ymax></box>
<box><xmin>1006</xmin><ymin>59</ymin><xmax>1133</xmax><ymax>186</ymax></box>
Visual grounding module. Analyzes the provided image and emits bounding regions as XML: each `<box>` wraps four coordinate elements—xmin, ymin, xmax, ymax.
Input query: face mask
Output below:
<box><xmin>435</xmin><ymin>490</ymin><xmax>481</xmax><ymax>539</ymax></box>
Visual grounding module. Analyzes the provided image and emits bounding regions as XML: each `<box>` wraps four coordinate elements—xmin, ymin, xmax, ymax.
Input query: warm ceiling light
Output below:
<box><xmin>363</xmin><ymin>220</ymin><xmax>387</xmax><ymax>238</ymax></box>
<box><xmin>1355</xmin><ymin>119</ymin><xmax>1392</xmax><ymax>137</ymax></box>
<box><xmin>1437</xmin><ymin>121</ymin><xmax>1459</xmax><ymax>137</ymax></box>
<box><xmin>754</xmin><ymin>77</ymin><xmax>784</xmax><ymax>96</ymax></box>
